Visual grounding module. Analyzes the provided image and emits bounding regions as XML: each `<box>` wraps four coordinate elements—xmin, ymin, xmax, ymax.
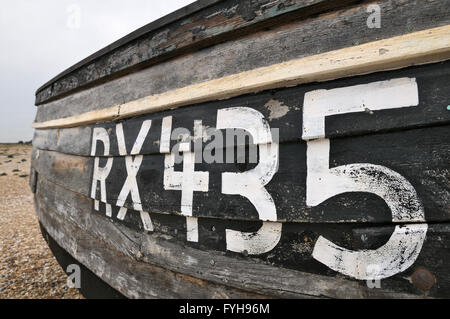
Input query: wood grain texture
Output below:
<box><xmin>34</xmin><ymin>0</ymin><xmax>450</xmax><ymax>124</ymax></box>
<box><xmin>34</xmin><ymin>192</ymin><xmax>271</xmax><ymax>299</ymax></box>
<box><xmin>35</xmin><ymin>0</ymin><xmax>450</xmax><ymax>125</ymax></box>
<box><xmin>33</xmin><ymin>25</ymin><xmax>450</xmax><ymax>129</ymax></box>
<box><xmin>31</xmin><ymin>148</ymin><xmax>93</xmax><ymax>197</ymax></box>
<box><xmin>35</xmin><ymin>0</ymin><xmax>361</xmax><ymax>105</ymax></box>
<box><xmin>31</xmin><ymin>124</ymin><xmax>450</xmax><ymax>224</ymax></box>
<box><xmin>36</xmin><ymin>176</ymin><xmax>445</xmax><ymax>298</ymax></box>
<box><xmin>33</xmin><ymin>0</ymin><xmax>450</xmax><ymax>125</ymax></box>
<box><xmin>34</xmin><ymin>0</ymin><xmax>221</xmax><ymax>99</ymax></box>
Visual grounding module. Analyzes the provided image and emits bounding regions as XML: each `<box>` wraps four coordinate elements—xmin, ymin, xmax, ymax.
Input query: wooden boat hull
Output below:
<box><xmin>31</xmin><ymin>0</ymin><xmax>450</xmax><ymax>298</ymax></box>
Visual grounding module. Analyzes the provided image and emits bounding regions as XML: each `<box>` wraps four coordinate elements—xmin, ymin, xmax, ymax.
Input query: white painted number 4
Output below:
<box><xmin>302</xmin><ymin>78</ymin><xmax>428</xmax><ymax>280</ymax></box>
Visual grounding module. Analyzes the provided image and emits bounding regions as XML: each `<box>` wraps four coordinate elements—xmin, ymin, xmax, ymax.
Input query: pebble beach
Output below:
<box><xmin>0</xmin><ymin>144</ymin><xmax>83</xmax><ymax>299</ymax></box>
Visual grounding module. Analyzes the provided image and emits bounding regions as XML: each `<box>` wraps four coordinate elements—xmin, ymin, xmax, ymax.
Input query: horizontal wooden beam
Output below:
<box><xmin>32</xmin><ymin>60</ymin><xmax>450</xmax><ymax>157</ymax></box>
<box><xmin>33</xmin><ymin>25</ymin><xmax>450</xmax><ymax>130</ymax></box>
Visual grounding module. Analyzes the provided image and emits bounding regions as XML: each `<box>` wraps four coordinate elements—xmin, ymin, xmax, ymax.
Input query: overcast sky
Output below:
<box><xmin>0</xmin><ymin>0</ymin><xmax>195</xmax><ymax>143</ymax></box>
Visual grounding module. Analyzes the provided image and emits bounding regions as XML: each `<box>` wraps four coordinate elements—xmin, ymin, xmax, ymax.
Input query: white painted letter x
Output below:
<box><xmin>115</xmin><ymin>120</ymin><xmax>154</xmax><ymax>231</ymax></box>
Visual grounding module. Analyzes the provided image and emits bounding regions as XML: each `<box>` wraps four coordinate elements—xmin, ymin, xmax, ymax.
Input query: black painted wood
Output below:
<box><xmin>32</xmin><ymin>124</ymin><xmax>449</xmax><ymax>224</ymax></box>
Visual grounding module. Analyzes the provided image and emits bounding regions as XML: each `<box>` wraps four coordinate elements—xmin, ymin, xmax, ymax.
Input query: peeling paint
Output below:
<box><xmin>265</xmin><ymin>99</ymin><xmax>290</xmax><ymax>120</ymax></box>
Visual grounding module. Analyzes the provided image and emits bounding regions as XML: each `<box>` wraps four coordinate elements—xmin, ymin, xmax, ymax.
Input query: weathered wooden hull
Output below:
<box><xmin>31</xmin><ymin>0</ymin><xmax>450</xmax><ymax>298</ymax></box>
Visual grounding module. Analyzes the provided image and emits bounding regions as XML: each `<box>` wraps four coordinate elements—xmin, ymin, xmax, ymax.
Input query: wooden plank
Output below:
<box><xmin>31</xmin><ymin>125</ymin><xmax>450</xmax><ymax>224</ymax></box>
<box><xmin>36</xmin><ymin>177</ymin><xmax>441</xmax><ymax>298</ymax></box>
<box><xmin>34</xmin><ymin>0</ymin><xmax>222</xmax><ymax>100</ymax></box>
<box><xmin>39</xmin><ymin>223</ymin><xmax>127</xmax><ymax>299</ymax></box>
<box><xmin>33</xmin><ymin>61</ymin><xmax>450</xmax><ymax>156</ymax></box>
<box><xmin>31</xmin><ymin>148</ymin><xmax>93</xmax><ymax>197</ymax></box>
<box><xmin>33</xmin><ymin>126</ymin><xmax>93</xmax><ymax>156</ymax></box>
<box><xmin>35</xmin><ymin>0</ymin><xmax>450</xmax><ymax>107</ymax></box>
<box><xmin>32</xmin><ymin>25</ymin><xmax>450</xmax><ymax>129</ymax></box>
<box><xmin>36</xmin><ymin>0</ymin><xmax>450</xmax><ymax>125</ymax></box>
<box><xmin>35</xmin><ymin>0</ymin><xmax>361</xmax><ymax>105</ymax></box>
<box><xmin>34</xmin><ymin>192</ymin><xmax>270</xmax><ymax>299</ymax></box>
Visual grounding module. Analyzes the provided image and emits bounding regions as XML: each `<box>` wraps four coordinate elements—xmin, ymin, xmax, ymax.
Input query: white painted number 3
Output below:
<box><xmin>217</xmin><ymin>108</ymin><xmax>282</xmax><ymax>255</ymax></box>
<box><xmin>302</xmin><ymin>78</ymin><xmax>428</xmax><ymax>280</ymax></box>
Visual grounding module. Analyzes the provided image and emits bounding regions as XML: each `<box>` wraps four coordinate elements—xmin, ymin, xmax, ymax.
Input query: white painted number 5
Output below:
<box><xmin>302</xmin><ymin>78</ymin><xmax>428</xmax><ymax>280</ymax></box>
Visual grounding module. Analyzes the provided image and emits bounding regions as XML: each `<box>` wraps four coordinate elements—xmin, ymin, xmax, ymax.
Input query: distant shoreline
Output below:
<box><xmin>0</xmin><ymin>142</ymin><xmax>32</xmax><ymax>146</ymax></box>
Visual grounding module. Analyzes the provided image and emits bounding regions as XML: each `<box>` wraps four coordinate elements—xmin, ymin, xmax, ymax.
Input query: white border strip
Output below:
<box><xmin>33</xmin><ymin>25</ymin><xmax>450</xmax><ymax>129</ymax></box>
